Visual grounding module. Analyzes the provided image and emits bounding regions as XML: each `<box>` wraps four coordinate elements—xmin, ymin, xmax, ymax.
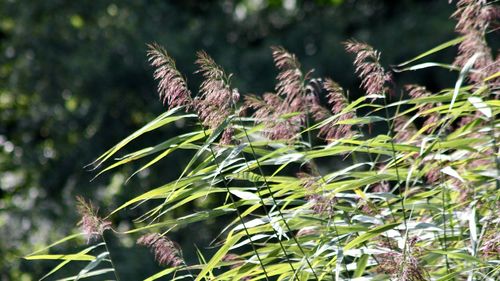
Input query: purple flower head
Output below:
<box><xmin>137</xmin><ymin>233</ymin><xmax>183</xmax><ymax>267</ymax></box>
<box><xmin>375</xmin><ymin>238</ymin><xmax>428</xmax><ymax>281</ymax></box>
<box><xmin>244</xmin><ymin>93</ymin><xmax>303</xmax><ymax>141</ymax></box>
<box><xmin>318</xmin><ymin>112</ymin><xmax>356</xmax><ymax>142</ymax></box>
<box><xmin>76</xmin><ymin>196</ymin><xmax>112</xmax><ymax>243</ymax></box>
<box><xmin>194</xmin><ymin>51</ymin><xmax>237</xmax><ymax>129</ymax></box>
<box><xmin>271</xmin><ymin>46</ymin><xmax>304</xmax><ymax>104</ymax></box>
<box><xmin>324</xmin><ymin>79</ymin><xmax>348</xmax><ymax>115</ymax></box>
<box><xmin>147</xmin><ymin>43</ymin><xmax>192</xmax><ymax>109</ymax></box>
<box><xmin>220</xmin><ymin>126</ymin><xmax>235</xmax><ymax>145</ymax></box>
<box><xmin>452</xmin><ymin>0</ymin><xmax>499</xmax><ymax>83</ymax></box>
<box><xmin>393</xmin><ymin>116</ymin><xmax>417</xmax><ymax>143</ymax></box>
<box><xmin>344</xmin><ymin>40</ymin><xmax>392</xmax><ymax>98</ymax></box>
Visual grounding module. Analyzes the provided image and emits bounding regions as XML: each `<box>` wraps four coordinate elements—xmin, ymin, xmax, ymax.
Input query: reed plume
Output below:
<box><xmin>317</xmin><ymin>78</ymin><xmax>356</xmax><ymax>141</ymax></box>
<box><xmin>194</xmin><ymin>51</ymin><xmax>238</xmax><ymax>131</ymax></box>
<box><xmin>76</xmin><ymin>196</ymin><xmax>112</xmax><ymax>243</ymax></box>
<box><xmin>452</xmin><ymin>0</ymin><xmax>499</xmax><ymax>83</ymax></box>
<box><xmin>344</xmin><ymin>40</ymin><xmax>392</xmax><ymax>98</ymax></box>
<box><xmin>137</xmin><ymin>233</ymin><xmax>183</xmax><ymax>267</ymax></box>
<box><xmin>405</xmin><ymin>84</ymin><xmax>441</xmax><ymax>133</ymax></box>
<box><xmin>147</xmin><ymin>43</ymin><xmax>192</xmax><ymax>109</ymax></box>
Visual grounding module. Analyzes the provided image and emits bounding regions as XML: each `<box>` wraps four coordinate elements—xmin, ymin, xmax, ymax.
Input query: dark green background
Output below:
<box><xmin>0</xmin><ymin>0</ymin><xmax>461</xmax><ymax>279</ymax></box>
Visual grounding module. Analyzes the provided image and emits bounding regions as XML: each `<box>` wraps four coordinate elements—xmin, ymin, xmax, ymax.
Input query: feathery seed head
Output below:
<box><xmin>147</xmin><ymin>43</ymin><xmax>192</xmax><ymax>109</ymax></box>
<box><xmin>194</xmin><ymin>51</ymin><xmax>235</xmax><ymax>129</ymax></box>
<box><xmin>425</xmin><ymin>167</ymin><xmax>441</xmax><ymax>184</ymax></box>
<box><xmin>318</xmin><ymin>112</ymin><xmax>356</xmax><ymax>142</ymax></box>
<box><xmin>244</xmin><ymin>93</ymin><xmax>303</xmax><ymax>141</ymax></box>
<box><xmin>344</xmin><ymin>40</ymin><xmax>391</xmax><ymax>98</ymax></box>
<box><xmin>220</xmin><ymin>126</ymin><xmax>235</xmax><ymax>145</ymax></box>
<box><xmin>307</xmin><ymin>193</ymin><xmax>336</xmax><ymax>215</ymax></box>
<box><xmin>137</xmin><ymin>233</ymin><xmax>183</xmax><ymax>267</ymax></box>
<box><xmin>372</xmin><ymin>181</ymin><xmax>390</xmax><ymax>193</ymax></box>
<box><xmin>393</xmin><ymin>116</ymin><xmax>417</xmax><ymax>143</ymax></box>
<box><xmin>375</xmin><ymin>238</ymin><xmax>428</xmax><ymax>281</ymax></box>
<box><xmin>422</xmin><ymin>113</ymin><xmax>440</xmax><ymax>133</ymax></box>
<box><xmin>76</xmin><ymin>196</ymin><xmax>111</xmax><ymax>243</ymax></box>
<box><xmin>271</xmin><ymin>46</ymin><xmax>305</xmax><ymax>110</ymax></box>
<box><xmin>481</xmin><ymin>228</ymin><xmax>500</xmax><ymax>257</ymax></box>
<box><xmin>452</xmin><ymin>0</ymin><xmax>498</xmax><ymax>83</ymax></box>
<box><xmin>312</xmin><ymin>78</ymin><xmax>356</xmax><ymax>142</ymax></box>
<box><xmin>222</xmin><ymin>254</ymin><xmax>245</xmax><ymax>269</ymax></box>
<box><xmin>324</xmin><ymin>79</ymin><xmax>348</xmax><ymax>115</ymax></box>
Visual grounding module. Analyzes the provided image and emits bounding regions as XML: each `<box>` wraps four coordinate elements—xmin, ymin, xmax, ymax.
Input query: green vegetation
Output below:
<box><xmin>2</xmin><ymin>0</ymin><xmax>498</xmax><ymax>280</ymax></box>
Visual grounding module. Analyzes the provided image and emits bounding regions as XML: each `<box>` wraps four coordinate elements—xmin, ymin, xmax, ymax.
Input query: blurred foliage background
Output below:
<box><xmin>0</xmin><ymin>0</ymin><xmax>461</xmax><ymax>279</ymax></box>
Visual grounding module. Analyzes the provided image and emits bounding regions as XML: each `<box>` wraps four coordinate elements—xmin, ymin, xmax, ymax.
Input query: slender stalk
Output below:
<box><xmin>229</xmin><ymin>135</ymin><xmax>299</xmax><ymax>278</ymax></box>
<box><xmin>233</xmin><ymin>108</ymin><xmax>319</xmax><ymax>280</ymax></box>
<box><xmin>302</xmin><ymin>146</ymin><xmax>351</xmax><ymax>280</ymax></box>
<box><xmin>489</xmin><ymin>117</ymin><xmax>500</xmax><ymax>191</ymax></box>
<box><xmin>380</xmin><ymin>92</ymin><xmax>412</xmax><ymax>279</ymax></box>
<box><xmin>102</xmin><ymin>235</ymin><xmax>121</xmax><ymax>281</ymax></box>
<box><xmin>201</xmin><ymin>127</ymin><xmax>271</xmax><ymax>281</ymax></box>
<box><xmin>303</xmin><ymin>88</ymin><xmax>350</xmax><ymax>280</ymax></box>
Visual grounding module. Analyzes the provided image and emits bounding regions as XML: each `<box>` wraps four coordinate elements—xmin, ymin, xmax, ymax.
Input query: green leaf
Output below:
<box><xmin>353</xmin><ymin>254</ymin><xmax>369</xmax><ymax>278</ymax></box>
<box><xmin>32</xmin><ymin>243</ymin><xmax>105</xmax><ymax>281</ymax></box>
<box><xmin>26</xmin><ymin>233</ymin><xmax>83</xmax><ymax>256</ymax></box>
<box><xmin>195</xmin><ymin>232</ymin><xmax>245</xmax><ymax>281</ymax></box>
<box><xmin>144</xmin><ymin>267</ymin><xmax>178</xmax><ymax>281</ymax></box>
<box><xmin>125</xmin><ymin>130</ymin><xmax>208</xmax><ymax>182</ymax></box>
<box><xmin>24</xmin><ymin>254</ymin><xmax>96</xmax><ymax>261</ymax></box>
<box><xmin>344</xmin><ymin>222</ymin><xmax>400</xmax><ymax>251</ymax></box>
<box><xmin>430</xmin><ymin>250</ymin><xmax>485</xmax><ymax>264</ymax></box>
<box><xmin>396</xmin><ymin>36</ymin><xmax>465</xmax><ymax>67</ymax></box>
<box><xmin>435</xmin><ymin>271</ymin><xmax>461</xmax><ymax>281</ymax></box>
<box><xmin>395</xmin><ymin>62</ymin><xmax>460</xmax><ymax>73</ymax></box>
<box><xmin>56</xmin><ymin>268</ymin><xmax>115</xmax><ymax>281</ymax></box>
<box><xmin>75</xmin><ymin>252</ymin><xmax>110</xmax><ymax>280</ymax></box>
<box><xmin>468</xmin><ymin>96</ymin><xmax>492</xmax><ymax>118</ymax></box>
<box><xmin>230</xmin><ymin>189</ymin><xmax>259</xmax><ymax>201</ymax></box>
<box><xmin>178</xmin><ymin>117</ymin><xmax>232</xmax><ymax>181</ymax></box>
<box><xmin>450</xmin><ymin>53</ymin><xmax>479</xmax><ymax>111</ymax></box>
<box><xmin>107</xmin><ymin>175</ymin><xmax>204</xmax><ymax>217</ymax></box>
<box><xmin>89</xmin><ymin>108</ymin><xmax>194</xmax><ymax>169</ymax></box>
<box><xmin>94</xmin><ymin>130</ymin><xmax>203</xmax><ymax>177</ymax></box>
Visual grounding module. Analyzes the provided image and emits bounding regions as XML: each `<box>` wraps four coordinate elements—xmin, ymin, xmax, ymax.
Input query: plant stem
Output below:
<box><xmin>102</xmin><ymin>234</ymin><xmax>121</xmax><ymax>281</ymax></box>
<box><xmin>201</xmin><ymin>127</ymin><xmax>271</xmax><ymax>281</ymax></box>
<box><xmin>233</xmin><ymin>109</ymin><xmax>318</xmax><ymax>280</ymax></box>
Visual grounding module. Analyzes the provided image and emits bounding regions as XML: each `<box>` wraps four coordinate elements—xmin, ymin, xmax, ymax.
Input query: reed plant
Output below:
<box><xmin>26</xmin><ymin>1</ymin><xmax>499</xmax><ymax>280</ymax></box>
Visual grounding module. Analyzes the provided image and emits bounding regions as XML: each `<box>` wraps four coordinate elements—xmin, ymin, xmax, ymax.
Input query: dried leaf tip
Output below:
<box><xmin>76</xmin><ymin>196</ymin><xmax>111</xmax><ymax>243</ymax></box>
<box><xmin>137</xmin><ymin>233</ymin><xmax>183</xmax><ymax>267</ymax></box>
<box><xmin>147</xmin><ymin>43</ymin><xmax>192</xmax><ymax>109</ymax></box>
